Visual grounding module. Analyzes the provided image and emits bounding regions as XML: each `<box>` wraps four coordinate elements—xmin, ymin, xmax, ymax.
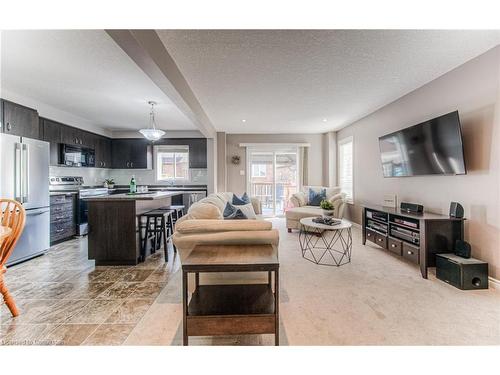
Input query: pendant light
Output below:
<box><xmin>139</xmin><ymin>101</ymin><xmax>165</xmax><ymax>141</ymax></box>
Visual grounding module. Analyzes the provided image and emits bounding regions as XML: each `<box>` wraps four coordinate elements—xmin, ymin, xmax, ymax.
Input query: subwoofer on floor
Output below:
<box><xmin>436</xmin><ymin>254</ymin><xmax>488</xmax><ymax>290</ymax></box>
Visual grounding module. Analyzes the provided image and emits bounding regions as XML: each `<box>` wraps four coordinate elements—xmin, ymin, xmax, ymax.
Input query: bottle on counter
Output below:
<box><xmin>130</xmin><ymin>175</ymin><xmax>137</xmax><ymax>193</ymax></box>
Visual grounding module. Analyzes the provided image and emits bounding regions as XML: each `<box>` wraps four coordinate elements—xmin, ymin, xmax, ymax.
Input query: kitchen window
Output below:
<box><xmin>155</xmin><ymin>145</ymin><xmax>189</xmax><ymax>181</ymax></box>
<box><xmin>338</xmin><ymin>136</ymin><xmax>354</xmax><ymax>203</ymax></box>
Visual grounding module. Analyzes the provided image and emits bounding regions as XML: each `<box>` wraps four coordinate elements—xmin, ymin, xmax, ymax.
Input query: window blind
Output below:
<box><xmin>338</xmin><ymin>137</ymin><xmax>353</xmax><ymax>203</ymax></box>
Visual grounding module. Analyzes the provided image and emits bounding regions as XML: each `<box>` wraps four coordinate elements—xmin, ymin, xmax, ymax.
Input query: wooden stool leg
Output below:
<box><xmin>0</xmin><ymin>274</ymin><xmax>19</xmax><ymax>317</ymax></box>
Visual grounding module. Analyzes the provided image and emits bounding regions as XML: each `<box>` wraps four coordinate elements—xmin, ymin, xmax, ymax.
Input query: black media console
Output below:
<box><xmin>362</xmin><ymin>205</ymin><xmax>465</xmax><ymax>279</ymax></box>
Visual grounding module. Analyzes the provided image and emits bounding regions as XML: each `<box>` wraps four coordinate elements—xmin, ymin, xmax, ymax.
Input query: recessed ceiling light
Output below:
<box><xmin>242</xmin><ymin>119</ymin><xmax>246</xmax><ymax>123</ymax></box>
<box><xmin>322</xmin><ymin>118</ymin><xmax>327</xmax><ymax>122</ymax></box>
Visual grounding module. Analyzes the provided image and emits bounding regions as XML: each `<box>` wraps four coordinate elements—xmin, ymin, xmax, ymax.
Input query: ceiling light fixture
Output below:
<box><xmin>242</xmin><ymin>119</ymin><xmax>247</xmax><ymax>123</ymax></box>
<box><xmin>139</xmin><ymin>101</ymin><xmax>165</xmax><ymax>141</ymax></box>
<box><xmin>322</xmin><ymin>118</ymin><xmax>328</xmax><ymax>122</ymax></box>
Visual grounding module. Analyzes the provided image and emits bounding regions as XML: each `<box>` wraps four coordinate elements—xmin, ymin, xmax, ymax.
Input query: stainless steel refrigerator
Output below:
<box><xmin>0</xmin><ymin>133</ymin><xmax>50</xmax><ymax>265</ymax></box>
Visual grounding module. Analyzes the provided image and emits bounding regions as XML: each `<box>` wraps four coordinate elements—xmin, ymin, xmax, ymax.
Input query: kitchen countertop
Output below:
<box><xmin>112</xmin><ymin>185</ymin><xmax>207</xmax><ymax>191</ymax></box>
<box><xmin>83</xmin><ymin>191</ymin><xmax>182</xmax><ymax>201</ymax></box>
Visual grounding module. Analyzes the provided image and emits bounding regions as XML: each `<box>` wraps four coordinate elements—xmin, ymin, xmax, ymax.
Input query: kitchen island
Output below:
<box><xmin>84</xmin><ymin>191</ymin><xmax>183</xmax><ymax>266</ymax></box>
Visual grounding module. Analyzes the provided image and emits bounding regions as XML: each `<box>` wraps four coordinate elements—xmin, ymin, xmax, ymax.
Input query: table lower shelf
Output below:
<box><xmin>186</xmin><ymin>284</ymin><xmax>277</xmax><ymax>337</ymax></box>
<box><xmin>188</xmin><ymin>284</ymin><xmax>275</xmax><ymax>316</ymax></box>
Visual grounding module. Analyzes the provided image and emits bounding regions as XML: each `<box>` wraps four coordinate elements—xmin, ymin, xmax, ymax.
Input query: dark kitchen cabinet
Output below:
<box><xmin>50</xmin><ymin>193</ymin><xmax>76</xmax><ymax>244</ymax></box>
<box><xmin>2</xmin><ymin>100</ymin><xmax>40</xmax><ymax>139</ymax></box>
<box><xmin>112</xmin><ymin>138</ymin><xmax>152</xmax><ymax>169</ymax></box>
<box><xmin>41</xmin><ymin>118</ymin><xmax>62</xmax><ymax>166</ymax></box>
<box><xmin>95</xmin><ymin>136</ymin><xmax>112</xmax><ymax>168</ymax></box>
<box><xmin>60</xmin><ymin>124</ymin><xmax>80</xmax><ymax>145</ymax></box>
<box><xmin>61</xmin><ymin>125</ymin><xmax>94</xmax><ymax>148</ymax></box>
<box><xmin>188</xmin><ymin>138</ymin><xmax>207</xmax><ymax>168</ymax></box>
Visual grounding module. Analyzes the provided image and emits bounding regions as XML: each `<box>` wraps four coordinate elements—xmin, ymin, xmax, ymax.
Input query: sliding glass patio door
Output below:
<box><xmin>247</xmin><ymin>146</ymin><xmax>299</xmax><ymax>217</ymax></box>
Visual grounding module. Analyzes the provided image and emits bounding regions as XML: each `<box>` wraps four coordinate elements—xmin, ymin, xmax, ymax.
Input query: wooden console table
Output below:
<box><xmin>182</xmin><ymin>244</ymin><xmax>279</xmax><ymax>346</ymax></box>
<box><xmin>362</xmin><ymin>205</ymin><xmax>465</xmax><ymax>279</ymax></box>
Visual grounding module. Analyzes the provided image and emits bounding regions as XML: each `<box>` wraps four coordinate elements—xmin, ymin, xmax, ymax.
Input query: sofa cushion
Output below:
<box><xmin>188</xmin><ymin>202</ymin><xmax>223</xmax><ymax>220</ymax></box>
<box><xmin>232</xmin><ymin>192</ymin><xmax>250</xmax><ymax>205</ymax></box>
<box><xmin>175</xmin><ymin>219</ymin><xmax>273</xmax><ymax>234</ymax></box>
<box><xmin>328</xmin><ymin>192</ymin><xmax>345</xmax><ymax>204</ymax></box>
<box><xmin>286</xmin><ymin>206</ymin><xmax>323</xmax><ymax>220</ymax></box>
<box><xmin>292</xmin><ymin>191</ymin><xmax>307</xmax><ymax>206</ymax></box>
<box><xmin>308</xmin><ymin>188</ymin><xmax>326</xmax><ymax>206</ymax></box>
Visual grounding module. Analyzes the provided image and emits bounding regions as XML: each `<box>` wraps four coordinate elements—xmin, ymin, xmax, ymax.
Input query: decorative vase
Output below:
<box><xmin>322</xmin><ymin>209</ymin><xmax>334</xmax><ymax>218</ymax></box>
<box><xmin>108</xmin><ymin>184</ymin><xmax>115</xmax><ymax>189</ymax></box>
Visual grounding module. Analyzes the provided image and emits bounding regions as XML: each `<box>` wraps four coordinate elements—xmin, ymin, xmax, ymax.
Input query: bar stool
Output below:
<box><xmin>157</xmin><ymin>205</ymin><xmax>185</xmax><ymax>224</ymax></box>
<box><xmin>139</xmin><ymin>209</ymin><xmax>175</xmax><ymax>262</ymax></box>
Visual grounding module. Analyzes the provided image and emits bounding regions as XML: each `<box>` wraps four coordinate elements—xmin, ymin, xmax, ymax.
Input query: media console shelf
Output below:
<box><xmin>362</xmin><ymin>205</ymin><xmax>465</xmax><ymax>279</ymax></box>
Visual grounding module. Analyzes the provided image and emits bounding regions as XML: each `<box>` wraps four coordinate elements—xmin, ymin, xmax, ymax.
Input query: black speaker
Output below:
<box><xmin>449</xmin><ymin>202</ymin><xmax>464</xmax><ymax>218</ymax></box>
<box><xmin>436</xmin><ymin>254</ymin><xmax>488</xmax><ymax>290</ymax></box>
<box><xmin>400</xmin><ymin>202</ymin><xmax>424</xmax><ymax>214</ymax></box>
<box><xmin>455</xmin><ymin>240</ymin><xmax>471</xmax><ymax>258</ymax></box>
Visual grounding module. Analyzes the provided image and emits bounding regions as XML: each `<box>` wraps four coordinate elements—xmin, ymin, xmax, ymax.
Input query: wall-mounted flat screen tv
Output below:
<box><xmin>379</xmin><ymin>111</ymin><xmax>466</xmax><ymax>177</ymax></box>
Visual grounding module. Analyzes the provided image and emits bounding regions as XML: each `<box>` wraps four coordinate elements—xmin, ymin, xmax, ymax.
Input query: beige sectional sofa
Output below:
<box><xmin>285</xmin><ymin>186</ymin><xmax>347</xmax><ymax>232</ymax></box>
<box><xmin>173</xmin><ymin>192</ymin><xmax>279</xmax><ymax>284</ymax></box>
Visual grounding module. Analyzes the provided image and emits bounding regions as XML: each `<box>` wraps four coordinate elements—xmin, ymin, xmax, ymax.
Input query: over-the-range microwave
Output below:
<box><xmin>59</xmin><ymin>144</ymin><xmax>95</xmax><ymax>167</ymax></box>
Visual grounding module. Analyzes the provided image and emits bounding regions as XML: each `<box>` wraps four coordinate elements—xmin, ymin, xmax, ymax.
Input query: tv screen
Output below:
<box><xmin>379</xmin><ymin>111</ymin><xmax>466</xmax><ymax>177</ymax></box>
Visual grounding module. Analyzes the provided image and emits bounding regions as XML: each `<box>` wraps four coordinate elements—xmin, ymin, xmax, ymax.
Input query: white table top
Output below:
<box><xmin>299</xmin><ymin>217</ymin><xmax>352</xmax><ymax>230</ymax></box>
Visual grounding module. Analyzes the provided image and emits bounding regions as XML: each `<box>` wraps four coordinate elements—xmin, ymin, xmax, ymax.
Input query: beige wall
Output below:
<box><xmin>225</xmin><ymin>133</ymin><xmax>325</xmax><ymax>195</ymax></box>
<box><xmin>216</xmin><ymin>132</ymin><xmax>227</xmax><ymax>192</ymax></box>
<box><xmin>337</xmin><ymin>46</ymin><xmax>500</xmax><ymax>279</ymax></box>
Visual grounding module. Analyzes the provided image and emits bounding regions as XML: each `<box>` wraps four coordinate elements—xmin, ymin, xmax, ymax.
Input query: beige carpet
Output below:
<box><xmin>125</xmin><ymin>218</ymin><xmax>500</xmax><ymax>345</ymax></box>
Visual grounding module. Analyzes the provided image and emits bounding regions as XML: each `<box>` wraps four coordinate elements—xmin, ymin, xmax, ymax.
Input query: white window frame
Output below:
<box><xmin>154</xmin><ymin>145</ymin><xmax>190</xmax><ymax>182</ymax></box>
<box><xmin>338</xmin><ymin>136</ymin><xmax>354</xmax><ymax>204</ymax></box>
<box><xmin>251</xmin><ymin>164</ymin><xmax>267</xmax><ymax>178</ymax></box>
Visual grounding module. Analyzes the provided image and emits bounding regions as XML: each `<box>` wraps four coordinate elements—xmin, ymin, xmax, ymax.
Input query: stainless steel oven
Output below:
<box><xmin>49</xmin><ymin>176</ymin><xmax>108</xmax><ymax>236</ymax></box>
<box><xmin>59</xmin><ymin>144</ymin><xmax>95</xmax><ymax>167</ymax></box>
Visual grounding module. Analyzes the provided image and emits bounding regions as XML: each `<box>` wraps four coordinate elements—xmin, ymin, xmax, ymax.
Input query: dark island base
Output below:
<box><xmin>87</xmin><ymin>193</ymin><xmax>180</xmax><ymax>266</ymax></box>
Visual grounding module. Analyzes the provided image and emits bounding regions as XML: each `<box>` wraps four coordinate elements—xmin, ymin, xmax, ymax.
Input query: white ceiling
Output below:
<box><xmin>0</xmin><ymin>30</ymin><xmax>197</xmax><ymax>132</ymax></box>
<box><xmin>157</xmin><ymin>30</ymin><xmax>500</xmax><ymax>133</ymax></box>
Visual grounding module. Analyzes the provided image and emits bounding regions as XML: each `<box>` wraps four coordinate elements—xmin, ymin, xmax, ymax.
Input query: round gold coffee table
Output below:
<box><xmin>299</xmin><ymin>217</ymin><xmax>353</xmax><ymax>266</ymax></box>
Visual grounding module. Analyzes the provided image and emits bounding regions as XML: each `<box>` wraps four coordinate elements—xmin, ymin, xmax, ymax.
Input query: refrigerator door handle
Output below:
<box><xmin>22</xmin><ymin>143</ymin><xmax>29</xmax><ymax>203</ymax></box>
<box><xmin>26</xmin><ymin>208</ymin><xmax>50</xmax><ymax>216</ymax></box>
<box><xmin>14</xmin><ymin>143</ymin><xmax>22</xmax><ymax>202</ymax></box>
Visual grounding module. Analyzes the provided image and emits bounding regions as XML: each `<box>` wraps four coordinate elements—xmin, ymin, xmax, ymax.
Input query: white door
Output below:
<box><xmin>247</xmin><ymin>146</ymin><xmax>299</xmax><ymax>217</ymax></box>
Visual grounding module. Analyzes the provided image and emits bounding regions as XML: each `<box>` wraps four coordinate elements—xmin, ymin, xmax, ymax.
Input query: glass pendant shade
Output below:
<box><xmin>139</xmin><ymin>128</ymin><xmax>165</xmax><ymax>141</ymax></box>
<box><xmin>139</xmin><ymin>101</ymin><xmax>165</xmax><ymax>141</ymax></box>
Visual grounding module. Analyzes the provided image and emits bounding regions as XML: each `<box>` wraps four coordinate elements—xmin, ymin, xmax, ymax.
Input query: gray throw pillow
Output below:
<box><xmin>223</xmin><ymin>202</ymin><xmax>248</xmax><ymax>220</ymax></box>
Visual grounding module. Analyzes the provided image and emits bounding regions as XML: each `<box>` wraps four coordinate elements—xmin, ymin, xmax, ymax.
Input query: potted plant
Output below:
<box><xmin>320</xmin><ymin>199</ymin><xmax>335</xmax><ymax>218</ymax></box>
<box><xmin>104</xmin><ymin>178</ymin><xmax>115</xmax><ymax>189</ymax></box>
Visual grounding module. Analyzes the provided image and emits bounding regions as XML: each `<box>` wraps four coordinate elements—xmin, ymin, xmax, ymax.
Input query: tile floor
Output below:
<box><xmin>0</xmin><ymin>238</ymin><xmax>173</xmax><ymax>345</ymax></box>
<box><xmin>1</xmin><ymin>218</ymin><xmax>500</xmax><ymax>345</ymax></box>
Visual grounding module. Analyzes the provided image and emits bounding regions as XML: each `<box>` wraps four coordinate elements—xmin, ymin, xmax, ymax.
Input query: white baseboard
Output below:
<box><xmin>350</xmin><ymin>221</ymin><xmax>361</xmax><ymax>229</ymax></box>
<box><xmin>488</xmin><ymin>276</ymin><xmax>500</xmax><ymax>290</ymax></box>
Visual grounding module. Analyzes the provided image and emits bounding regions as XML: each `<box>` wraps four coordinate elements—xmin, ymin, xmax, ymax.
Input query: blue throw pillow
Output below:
<box><xmin>232</xmin><ymin>192</ymin><xmax>250</xmax><ymax>205</ymax></box>
<box><xmin>308</xmin><ymin>188</ymin><xmax>326</xmax><ymax>206</ymax></box>
<box><xmin>223</xmin><ymin>202</ymin><xmax>248</xmax><ymax>220</ymax></box>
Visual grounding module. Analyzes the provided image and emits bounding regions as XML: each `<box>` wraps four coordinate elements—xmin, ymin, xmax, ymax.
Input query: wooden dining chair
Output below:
<box><xmin>0</xmin><ymin>199</ymin><xmax>26</xmax><ymax>317</ymax></box>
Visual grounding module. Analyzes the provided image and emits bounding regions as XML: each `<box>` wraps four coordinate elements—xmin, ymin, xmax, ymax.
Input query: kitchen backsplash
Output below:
<box><xmin>109</xmin><ymin>168</ymin><xmax>208</xmax><ymax>185</ymax></box>
<box><xmin>49</xmin><ymin>166</ymin><xmax>208</xmax><ymax>186</ymax></box>
<box><xmin>49</xmin><ymin>166</ymin><xmax>111</xmax><ymax>186</ymax></box>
